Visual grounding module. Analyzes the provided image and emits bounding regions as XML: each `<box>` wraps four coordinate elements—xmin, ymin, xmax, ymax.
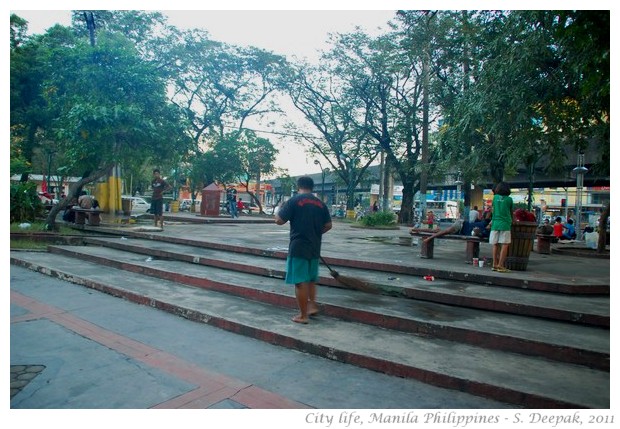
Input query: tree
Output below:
<box><xmin>10</xmin><ymin>15</ymin><xmax>71</xmax><ymax>182</ymax></box>
<box><xmin>433</xmin><ymin>10</ymin><xmax>609</xmax><ymax>193</ymax></box>
<box><xmin>166</xmin><ymin>28</ymin><xmax>288</xmax><ymax>143</ymax></box>
<box><xmin>286</xmin><ymin>61</ymin><xmax>379</xmax><ymax>211</ymax></box>
<box><xmin>218</xmin><ymin>130</ymin><xmax>279</xmax><ymax>213</ymax></box>
<box><xmin>323</xmin><ymin>27</ymin><xmax>433</xmax><ymax>224</ymax></box>
<box><xmin>36</xmin><ymin>28</ymin><xmax>190</xmax><ymax>229</ymax></box>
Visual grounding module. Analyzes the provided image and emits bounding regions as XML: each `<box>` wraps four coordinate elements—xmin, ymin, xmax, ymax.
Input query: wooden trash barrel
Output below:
<box><xmin>506</xmin><ymin>221</ymin><xmax>538</xmax><ymax>271</ymax></box>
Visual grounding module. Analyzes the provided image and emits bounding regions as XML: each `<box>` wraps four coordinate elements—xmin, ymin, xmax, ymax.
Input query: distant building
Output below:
<box><xmin>11</xmin><ymin>174</ymin><xmax>82</xmax><ymax>197</ymax></box>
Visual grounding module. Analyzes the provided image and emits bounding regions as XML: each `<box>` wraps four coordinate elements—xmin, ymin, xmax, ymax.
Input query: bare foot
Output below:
<box><xmin>308</xmin><ymin>305</ymin><xmax>319</xmax><ymax>317</ymax></box>
<box><xmin>291</xmin><ymin>315</ymin><xmax>309</xmax><ymax>324</ymax></box>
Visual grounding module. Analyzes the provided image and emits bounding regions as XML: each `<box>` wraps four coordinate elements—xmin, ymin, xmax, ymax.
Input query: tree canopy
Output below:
<box><xmin>10</xmin><ymin>10</ymin><xmax>609</xmax><ymax>227</ymax></box>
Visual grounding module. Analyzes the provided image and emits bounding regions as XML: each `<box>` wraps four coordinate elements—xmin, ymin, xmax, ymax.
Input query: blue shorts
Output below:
<box><xmin>285</xmin><ymin>257</ymin><xmax>319</xmax><ymax>285</ymax></box>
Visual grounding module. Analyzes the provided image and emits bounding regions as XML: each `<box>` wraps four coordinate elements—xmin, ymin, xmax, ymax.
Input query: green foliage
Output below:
<box><xmin>10</xmin><ymin>129</ymin><xmax>31</xmax><ymax>176</ymax></box>
<box><xmin>358</xmin><ymin>211</ymin><xmax>397</xmax><ymax>227</ymax></box>
<box><xmin>10</xmin><ymin>181</ymin><xmax>43</xmax><ymax>223</ymax></box>
<box><xmin>430</xmin><ymin>10</ymin><xmax>609</xmax><ymax>182</ymax></box>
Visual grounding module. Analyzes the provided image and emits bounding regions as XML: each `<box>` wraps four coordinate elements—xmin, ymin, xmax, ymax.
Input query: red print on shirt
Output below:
<box><xmin>297</xmin><ymin>198</ymin><xmax>323</xmax><ymax>208</ymax></box>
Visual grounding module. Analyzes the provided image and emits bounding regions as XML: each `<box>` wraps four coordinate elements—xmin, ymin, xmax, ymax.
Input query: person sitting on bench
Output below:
<box><xmin>78</xmin><ymin>191</ymin><xmax>94</xmax><ymax>209</ymax></box>
<box><xmin>562</xmin><ymin>218</ymin><xmax>576</xmax><ymax>240</ymax></box>
<box><xmin>410</xmin><ymin>218</ymin><xmax>464</xmax><ymax>243</ymax></box>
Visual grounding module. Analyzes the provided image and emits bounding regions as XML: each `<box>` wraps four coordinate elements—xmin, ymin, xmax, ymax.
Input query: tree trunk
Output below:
<box><xmin>399</xmin><ymin>179</ymin><xmax>416</xmax><ymax>225</ymax></box>
<box><xmin>44</xmin><ymin>165</ymin><xmax>113</xmax><ymax>230</ymax></box>
<box><xmin>419</xmin><ymin>49</ymin><xmax>430</xmax><ymax>221</ymax></box>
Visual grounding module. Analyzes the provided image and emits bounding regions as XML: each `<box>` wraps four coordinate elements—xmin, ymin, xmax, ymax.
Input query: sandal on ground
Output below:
<box><xmin>496</xmin><ymin>267</ymin><xmax>511</xmax><ymax>273</ymax></box>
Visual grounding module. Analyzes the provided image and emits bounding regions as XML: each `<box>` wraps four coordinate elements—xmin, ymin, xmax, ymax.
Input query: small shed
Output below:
<box><xmin>201</xmin><ymin>183</ymin><xmax>221</xmax><ymax>216</ymax></box>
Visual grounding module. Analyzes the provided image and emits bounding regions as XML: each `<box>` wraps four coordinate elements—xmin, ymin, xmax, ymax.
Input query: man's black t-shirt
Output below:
<box><xmin>278</xmin><ymin>193</ymin><xmax>331</xmax><ymax>260</ymax></box>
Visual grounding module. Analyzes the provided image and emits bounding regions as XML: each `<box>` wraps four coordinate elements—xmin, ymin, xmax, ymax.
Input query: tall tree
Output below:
<box><xmin>230</xmin><ymin>130</ymin><xmax>279</xmax><ymax>212</ymax></box>
<box><xmin>434</xmin><ymin>10</ymin><xmax>609</xmax><ymax>191</ymax></box>
<box><xmin>37</xmin><ymin>29</ymin><xmax>190</xmax><ymax>228</ymax></box>
<box><xmin>286</xmin><ymin>61</ymin><xmax>379</xmax><ymax>211</ymax></box>
<box><xmin>10</xmin><ymin>15</ymin><xmax>72</xmax><ymax>182</ymax></box>
<box><xmin>324</xmin><ymin>28</ymin><xmax>433</xmax><ymax>224</ymax></box>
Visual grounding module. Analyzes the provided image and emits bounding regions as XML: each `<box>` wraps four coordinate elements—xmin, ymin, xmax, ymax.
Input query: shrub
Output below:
<box><xmin>358</xmin><ymin>211</ymin><xmax>397</xmax><ymax>227</ymax></box>
<box><xmin>10</xmin><ymin>181</ymin><xmax>43</xmax><ymax>223</ymax></box>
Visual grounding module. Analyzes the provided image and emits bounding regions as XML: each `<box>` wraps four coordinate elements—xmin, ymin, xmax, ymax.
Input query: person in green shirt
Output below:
<box><xmin>490</xmin><ymin>181</ymin><xmax>513</xmax><ymax>272</ymax></box>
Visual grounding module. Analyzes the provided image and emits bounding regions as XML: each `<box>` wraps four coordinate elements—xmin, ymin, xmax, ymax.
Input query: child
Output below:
<box><xmin>426</xmin><ymin>211</ymin><xmax>435</xmax><ymax>229</ymax></box>
<box><xmin>553</xmin><ymin>217</ymin><xmax>563</xmax><ymax>239</ymax></box>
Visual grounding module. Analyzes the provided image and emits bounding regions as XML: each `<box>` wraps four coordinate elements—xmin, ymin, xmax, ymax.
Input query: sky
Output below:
<box><xmin>10</xmin><ymin>4</ymin><xmax>398</xmax><ymax>176</ymax></box>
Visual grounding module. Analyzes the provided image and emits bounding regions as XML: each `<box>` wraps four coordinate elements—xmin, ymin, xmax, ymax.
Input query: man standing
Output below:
<box><xmin>151</xmin><ymin>169</ymin><xmax>171</xmax><ymax>230</ymax></box>
<box><xmin>276</xmin><ymin>176</ymin><xmax>332</xmax><ymax>324</ymax></box>
<box><xmin>226</xmin><ymin>187</ymin><xmax>238</xmax><ymax>218</ymax></box>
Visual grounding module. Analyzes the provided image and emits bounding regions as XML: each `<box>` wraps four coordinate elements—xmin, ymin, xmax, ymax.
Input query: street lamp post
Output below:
<box><xmin>572</xmin><ymin>153</ymin><xmax>588</xmax><ymax>241</ymax></box>
<box><xmin>314</xmin><ymin>159</ymin><xmax>326</xmax><ymax>202</ymax></box>
<box><xmin>454</xmin><ymin>170</ymin><xmax>463</xmax><ymax>198</ymax></box>
<box><xmin>454</xmin><ymin>170</ymin><xmax>463</xmax><ymax>217</ymax></box>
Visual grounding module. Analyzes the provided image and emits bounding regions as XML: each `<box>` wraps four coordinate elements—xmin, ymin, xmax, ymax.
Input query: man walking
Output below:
<box><xmin>151</xmin><ymin>169</ymin><xmax>171</xmax><ymax>230</ymax></box>
<box><xmin>275</xmin><ymin>176</ymin><xmax>332</xmax><ymax>324</ymax></box>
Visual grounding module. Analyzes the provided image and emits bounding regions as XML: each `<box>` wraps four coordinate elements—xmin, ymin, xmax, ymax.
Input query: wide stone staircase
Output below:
<box><xmin>10</xmin><ymin>224</ymin><xmax>610</xmax><ymax>408</ymax></box>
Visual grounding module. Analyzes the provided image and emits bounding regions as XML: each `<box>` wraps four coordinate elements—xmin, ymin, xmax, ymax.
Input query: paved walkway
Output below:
<box><xmin>9</xmin><ymin>212</ymin><xmax>611</xmax><ymax>417</ymax></box>
<box><xmin>110</xmin><ymin>211</ymin><xmax>610</xmax><ymax>289</ymax></box>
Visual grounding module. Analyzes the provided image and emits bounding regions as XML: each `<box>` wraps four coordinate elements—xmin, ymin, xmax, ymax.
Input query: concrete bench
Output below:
<box><xmin>409</xmin><ymin>231</ymin><xmax>487</xmax><ymax>261</ymax></box>
<box><xmin>73</xmin><ymin>208</ymin><xmax>103</xmax><ymax>226</ymax></box>
<box><xmin>536</xmin><ymin>234</ymin><xmax>558</xmax><ymax>254</ymax></box>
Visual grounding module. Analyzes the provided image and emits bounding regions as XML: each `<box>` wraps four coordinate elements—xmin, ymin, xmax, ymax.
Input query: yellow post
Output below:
<box><xmin>107</xmin><ymin>164</ymin><xmax>122</xmax><ymax>214</ymax></box>
<box><xmin>95</xmin><ymin>182</ymin><xmax>109</xmax><ymax>211</ymax></box>
<box><xmin>95</xmin><ymin>165</ymin><xmax>122</xmax><ymax>214</ymax></box>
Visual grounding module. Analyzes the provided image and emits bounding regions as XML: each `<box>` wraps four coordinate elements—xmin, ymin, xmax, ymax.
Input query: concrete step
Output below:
<box><xmin>83</xmin><ymin>236</ymin><xmax>610</xmax><ymax>328</ymax></box>
<box><xmin>87</xmin><ymin>225</ymin><xmax>609</xmax><ymax>295</ymax></box>
<box><xmin>16</xmin><ymin>241</ymin><xmax>611</xmax><ymax>371</ymax></box>
<box><xmin>10</xmin><ymin>250</ymin><xmax>609</xmax><ymax>408</ymax></box>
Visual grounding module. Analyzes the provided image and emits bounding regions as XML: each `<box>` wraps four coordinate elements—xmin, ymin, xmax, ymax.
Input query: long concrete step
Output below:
<box><xmin>9</xmin><ymin>250</ymin><xmax>609</xmax><ymax>408</ymax></box>
<box><xmin>88</xmin><ymin>225</ymin><xmax>608</xmax><ymax>295</ymax></box>
<box><xmin>83</xmin><ymin>236</ymin><xmax>610</xmax><ymax>328</ymax></box>
<box><xmin>18</xmin><ymin>242</ymin><xmax>610</xmax><ymax>372</ymax></box>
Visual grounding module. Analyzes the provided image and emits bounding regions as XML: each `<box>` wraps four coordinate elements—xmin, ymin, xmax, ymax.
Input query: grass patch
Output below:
<box><xmin>10</xmin><ymin>239</ymin><xmax>48</xmax><ymax>250</ymax></box>
<box><xmin>10</xmin><ymin>220</ymin><xmax>84</xmax><ymax>250</ymax></box>
<box><xmin>10</xmin><ymin>221</ymin><xmax>76</xmax><ymax>235</ymax></box>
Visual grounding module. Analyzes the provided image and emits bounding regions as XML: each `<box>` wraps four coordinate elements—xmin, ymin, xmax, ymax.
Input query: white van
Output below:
<box><xmin>122</xmin><ymin>196</ymin><xmax>150</xmax><ymax>214</ymax></box>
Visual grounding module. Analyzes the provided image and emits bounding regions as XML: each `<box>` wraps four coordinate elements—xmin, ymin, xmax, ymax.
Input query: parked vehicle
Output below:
<box><xmin>179</xmin><ymin>199</ymin><xmax>200</xmax><ymax>211</ymax></box>
<box><xmin>122</xmin><ymin>196</ymin><xmax>150</xmax><ymax>214</ymax></box>
<box><xmin>414</xmin><ymin>200</ymin><xmax>460</xmax><ymax>221</ymax></box>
